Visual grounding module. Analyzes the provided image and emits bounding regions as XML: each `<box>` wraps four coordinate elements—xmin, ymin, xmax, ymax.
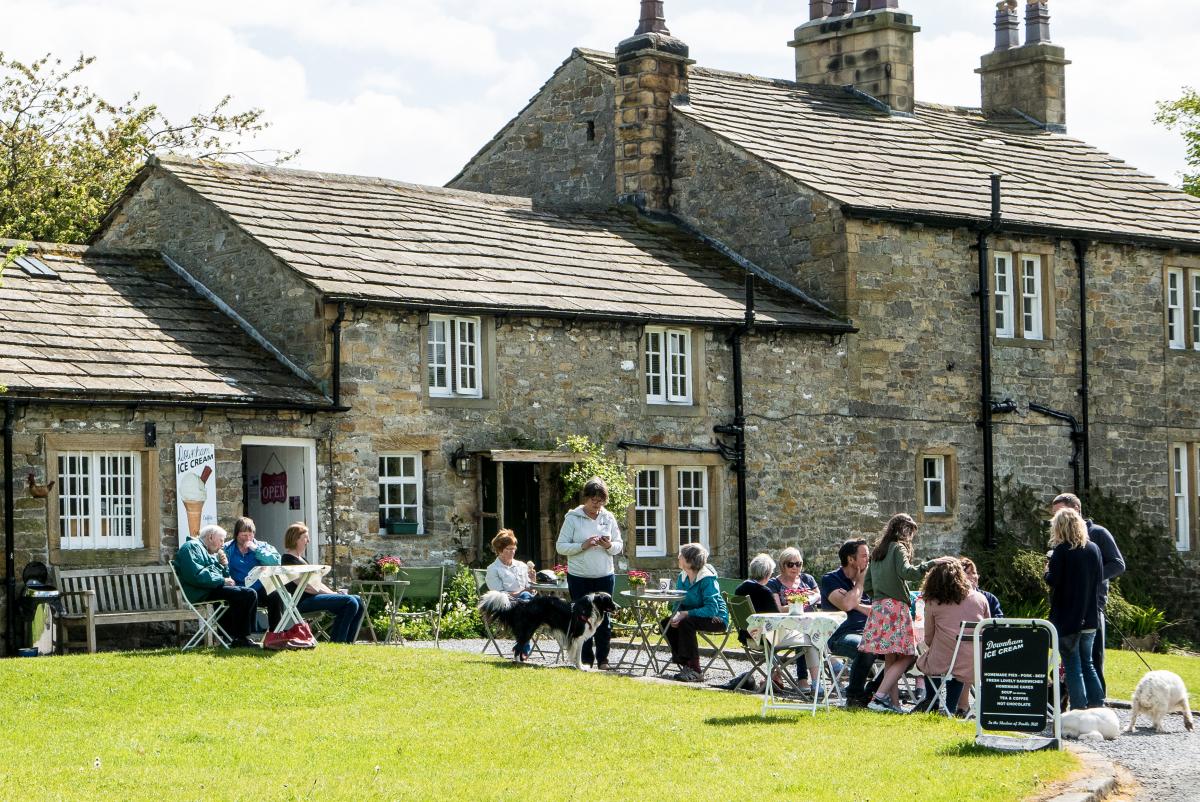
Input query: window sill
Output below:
<box><xmin>992</xmin><ymin>336</ymin><xmax>1053</xmax><ymax>350</ymax></box>
<box><xmin>378</xmin><ymin>530</ymin><xmax>429</xmax><ymax>538</ymax></box>
<box><xmin>916</xmin><ymin>511</ymin><xmax>955</xmax><ymax>524</ymax></box>
<box><xmin>51</xmin><ymin>547</ymin><xmax>159</xmax><ymax>568</ymax></box>
<box><xmin>426</xmin><ymin>395</ymin><xmax>497</xmax><ymax>410</ymax></box>
<box><xmin>643</xmin><ymin>402</ymin><xmax>705</xmax><ymax>418</ymax></box>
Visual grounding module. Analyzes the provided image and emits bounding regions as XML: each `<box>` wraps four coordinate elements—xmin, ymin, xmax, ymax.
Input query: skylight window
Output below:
<box><xmin>13</xmin><ymin>254</ymin><xmax>59</xmax><ymax>279</ymax></box>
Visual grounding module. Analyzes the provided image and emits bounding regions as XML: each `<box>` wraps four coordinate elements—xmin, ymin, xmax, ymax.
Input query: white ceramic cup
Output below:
<box><xmin>658</xmin><ymin>578</ymin><xmax>670</xmax><ymax>592</ymax></box>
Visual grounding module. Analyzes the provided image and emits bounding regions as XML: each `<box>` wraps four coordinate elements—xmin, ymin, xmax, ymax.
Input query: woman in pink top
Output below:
<box><xmin>914</xmin><ymin>558</ymin><xmax>989</xmax><ymax>715</ymax></box>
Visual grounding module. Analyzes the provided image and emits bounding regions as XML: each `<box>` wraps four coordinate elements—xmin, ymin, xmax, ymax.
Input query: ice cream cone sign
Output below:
<box><xmin>175</xmin><ymin>444</ymin><xmax>217</xmax><ymax>538</ymax></box>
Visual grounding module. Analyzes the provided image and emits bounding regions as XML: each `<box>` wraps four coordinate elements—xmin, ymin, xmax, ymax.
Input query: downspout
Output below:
<box><xmin>714</xmin><ymin>274</ymin><xmax>754</xmax><ymax>578</ymax></box>
<box><xmin>4</xmin><ymin>400</ymin><xmax>16</xmax><ymax>657</ymax></box>
<box><xmin>1073</xmin><ymin>239</ymin><xmax>1092</xmax><ymax>490</ymax></box>
<box><xmin>1028</xmin><ymin>402</ymin><xmax>1082</xmax><ymax>496</ymax></box>
<box><xmin>330</xmin><ymin>302</ymin><xmax>346</xmax><ymax>408</ymax></box>
<box><xmin>327</xmin><ymin>427</ymin><xmax>338</xmax><ymax>585</ymax></box>
<box><xmin>978</xmin><ymin>176</ymin><xmax>1002</xmax><ymax>549</ymax></box>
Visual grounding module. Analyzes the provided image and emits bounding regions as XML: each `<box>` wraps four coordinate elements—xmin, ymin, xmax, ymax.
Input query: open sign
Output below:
<box><xmin>260</xmin><ymin>470</ymin><xmax>288</xmax><ymax>504</ymax></box>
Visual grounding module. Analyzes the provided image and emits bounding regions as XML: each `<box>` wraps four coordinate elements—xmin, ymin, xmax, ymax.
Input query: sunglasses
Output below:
<box><xmin>783</xmin><ymin>561</ymin><xmax>803</xmax><ymax>568</ymax></box>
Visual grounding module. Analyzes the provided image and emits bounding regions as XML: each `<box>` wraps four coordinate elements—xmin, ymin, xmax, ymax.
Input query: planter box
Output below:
<box><xmin>385</xmin><ymin>520</ymin><xmax>420</xmax><ymax>535</ymax></box>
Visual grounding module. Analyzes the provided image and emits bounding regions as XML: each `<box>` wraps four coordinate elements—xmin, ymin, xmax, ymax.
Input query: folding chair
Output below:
<box><xmin>931</xmin><ymin>620</ymin><xmax>980</xmax><ymax>717</ymax></box>
<box><xmin>695</xmin><ymin>593</ymin><xmax>735</xmax><ymax>677</ymax></box>
<box><xmin>725</xmin><ymin>593</ymin><xmax>769</xmax><ymax>690</ymax></box>
<box><xmin>474</xmin><ymin>568</ymin><xmax>508</xmax><ymax>658</ymax></box>
<box><xmin>172</xmin><ymin>568</ymin><xmax>231</xmax><ymax>650</ymax></box>
<box><xmin>393</xmin><ymin>566</ymin><xmax>447</xmax><ymax>646</ymax></box>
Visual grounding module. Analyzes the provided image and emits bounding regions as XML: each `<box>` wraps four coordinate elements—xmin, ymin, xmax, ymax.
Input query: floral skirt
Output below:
<box><xmin>859</xmin><ymin>598</ymin><xmax>917</xmax><ymax>656</ymax></box>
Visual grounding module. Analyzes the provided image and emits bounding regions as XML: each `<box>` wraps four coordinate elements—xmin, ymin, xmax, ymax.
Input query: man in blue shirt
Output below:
<box><xmin>1052</xmin><ymin>493</ymin><xmax>1125</xmax><ymax>698</ymax></box>
<box><xmin>820</xmin><ymin>538</ymin><xmax>881</xmax><ymax>708</ymax></box>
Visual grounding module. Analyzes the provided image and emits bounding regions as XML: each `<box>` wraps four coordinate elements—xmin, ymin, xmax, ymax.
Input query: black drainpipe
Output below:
<box><xmin>4</xmin><ymin>399</ymin><xmax>17</xmax><ymax>657</ymax></box>
<box><xmin>1073</xmin><ymin>240</ymin><xmax>1092</xmax><ymax>490</ymax></box>
<box><xmin>713</xmin><ymin>274</ymin><xmax>754</xmax><ymax>578</ymax></box>
<box><xmin>330</xmin><ymin>302</ymin><xmax>347</xmax><ymax>408</ymax></box>
<box><xmin>1029</xmin><ymin>402</ymin><xmax>1082</xmax><ymax>497</ymax></box>
<box><xmin>977</xmin><ymin>176</ymin><xmax>1002</xmax><ymax>549</ymax></box>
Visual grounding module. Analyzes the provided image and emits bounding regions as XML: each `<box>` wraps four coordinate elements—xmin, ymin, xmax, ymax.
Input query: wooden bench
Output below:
<box><xmin>54</xmin><ymin>566</ymin><xmax>200</xmax><ymax>653</ymax></box>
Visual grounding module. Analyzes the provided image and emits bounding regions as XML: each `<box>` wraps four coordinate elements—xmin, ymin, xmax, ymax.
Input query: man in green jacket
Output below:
<box><xmin>174</xmin><ymin>525</ymin><xmax>259</xmax><ymax>648</ymax></box>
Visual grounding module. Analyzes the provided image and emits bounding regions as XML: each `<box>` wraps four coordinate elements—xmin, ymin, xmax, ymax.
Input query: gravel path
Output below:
<box><xmin>1083</xmin><ymin>706</ymin><xmax>1199</xmax><ymax>802</ymax></box>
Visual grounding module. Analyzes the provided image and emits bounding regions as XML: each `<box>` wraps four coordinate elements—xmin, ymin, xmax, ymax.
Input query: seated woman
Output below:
<box><xmin>222</xmin><ymin>517</ymin><xmax>284</xmax><ymax>632</ymax></box>
<box><xmin>914</xmin><ymin>558</ymin><xmax>989</xmax><ymax>715</ymax></box>
<box><xmin>485</xmin><ymin>529</ymin><xmax>534</xmax><ymax>660</ymax></box>
<box><xmin>281</xmin><ymin>522</ymin><xmax>366</xmax><ymax>644</ymax></box>
<box><xmin>661</xmin><ymin>543</ymin><xmax>728</xmax><ymax>683</ymax></box>
<box><xmin>765</xmin><ymin>546</ymin><xmax>823</xmax><ymax>696</ymax></box>
<box><xmin>959</xmin><ymin>557</ymin><xmax>1004</xmax><ymax>619</ymax></box>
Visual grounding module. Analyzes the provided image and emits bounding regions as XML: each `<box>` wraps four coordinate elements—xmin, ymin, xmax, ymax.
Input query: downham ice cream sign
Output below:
<box><xmin>175</xmin><ymin>444</ymin><xmax>216</xmax><ymax>538</ymax></box>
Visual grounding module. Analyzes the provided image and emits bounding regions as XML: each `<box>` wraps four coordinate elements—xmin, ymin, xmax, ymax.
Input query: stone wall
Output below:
<box><xmin>450</xmin><ymin>56</ymin><xmax>615</xmax><ymax>210</ymax></box>
<box><xmin>93</xmin><ymin>169</ymin><xmax>330</xmax><ymax>385</ymax></box>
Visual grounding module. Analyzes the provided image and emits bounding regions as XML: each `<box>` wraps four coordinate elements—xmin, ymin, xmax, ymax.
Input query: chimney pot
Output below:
<box><xmin>831</xmin><ymin>1</ymin><xmax>854</xmax><ymax>16</ymax></box>
<box><xmin>1025</xmin><ymin>0</ymin><xmax>1051</xmax><ymax>45</ymax></box>
<box><xmin>994</xmin><ymin>0</ymin><xmax>1019</xmax><ymax>50</ymax></box>
<box><xmin>809</xmin><ymin>1</ymin><xmax>833</xmax><ymax>20</ymax></box>
<box><xmin>635</xmin><ymin>0</ymin><xmax>670</xmax><ymax>36</ymax></box>
<box><xmin>857</xmin><ymin>0</ymin><xmax>899</xmax><ymax>10</ymax></box>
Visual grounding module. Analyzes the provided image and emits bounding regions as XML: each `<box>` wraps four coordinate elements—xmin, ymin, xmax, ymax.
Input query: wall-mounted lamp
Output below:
<box><xmin>451</xmin><ymin>444</ymin><xmax>474</xmax><ymax>477</ymax></box>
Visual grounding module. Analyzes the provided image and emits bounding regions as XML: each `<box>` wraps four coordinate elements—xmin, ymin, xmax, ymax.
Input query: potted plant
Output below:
<box><xmin>553</xmin><ymin>564</ymin><xmax>568</xmax><ymax>588</ymax></box>
<box><xmin>785</xmin><ymin>588</ymin><xmax>817</xmax><ymax>614</ymax></box>
<box><xmin>628</xmin><ymin>570</ymin><xmax>650</xmax><ymax>593</ymax></box>
<box><xmin>377</xmin><ymin>555</ymin><xmax>404</xmax><ymax>580</ymax></box>
<box><xmin>385</xmin><ymin>516</ymin><xmax>419</xmax><ymax>535</ymax></box>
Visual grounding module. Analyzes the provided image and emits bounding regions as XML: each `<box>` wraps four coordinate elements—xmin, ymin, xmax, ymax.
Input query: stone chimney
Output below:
<box><xmin>976</xmin><ymin>1</ymin><xmax>1070</xmax><ymax>131</ymax></box>
<box><xmin>790</xmin><ymin>0</ymin><xmax>921</xmax><ymax>114</ymax></box>
<box><xmin>614</xmin><ymin>0</ymin><xmax>692</xmax><ymax>212</ymax></box>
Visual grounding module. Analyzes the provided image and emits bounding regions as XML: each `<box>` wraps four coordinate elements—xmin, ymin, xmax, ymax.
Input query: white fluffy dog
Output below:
<box><xmin>1127</xmin><ymin>670</ymin><xmax>1195</xmax><ymax>734</ymax></box>
<box><xmin>1061</xmin><ymin>707</ymin><xmax>1121</xmax><ymax>741</ymax></box>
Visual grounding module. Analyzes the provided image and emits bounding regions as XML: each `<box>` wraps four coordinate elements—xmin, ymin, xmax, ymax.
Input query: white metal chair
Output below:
<box><xmin>931</xmin><ymin>620</ymin><xmax>980</xmax><ymax>717</ymax></box>
<box><xmin>172</xmin><ymin>569</ymin><xmax>231</xmax><ymax>650</ymax></box>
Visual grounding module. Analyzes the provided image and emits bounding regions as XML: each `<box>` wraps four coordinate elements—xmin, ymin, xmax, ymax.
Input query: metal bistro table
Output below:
<box><xmin>246</xmin><ymin>564</ymin><xmax>331</xmax><ymax>633</ymax></box>
<box><xmin>747</xmin><ymin>611</ymin><xmax>846</xmax><ymax>717</ymax></box>
<box><xmin>528</xmin><ymin>582</ymin><xmax>573</xmax><ymax>599</ymax></box>
<box><xmin>616</xmin><ymin>589</ymin><xmax>686</xmax><ymax>675</ymax></box>
<box><xmin>352</xmin><ymin>580</ymin><xmax>411</xmax><ymax>644</ymax></box>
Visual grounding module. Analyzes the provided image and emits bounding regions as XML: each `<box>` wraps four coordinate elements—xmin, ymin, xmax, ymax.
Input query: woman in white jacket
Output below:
<box><xmin>556</xmin><ymin>476</ymin><xmax>623</xmax><ymax>669</ymax></box>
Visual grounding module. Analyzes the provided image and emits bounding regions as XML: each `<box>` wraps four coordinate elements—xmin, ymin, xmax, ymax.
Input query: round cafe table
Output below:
<box><xmin>245</xmin><ymin>563</ymin><xmax>331</xmax><ymax>632</ymax></box>
<box><xmin>746</xmin><ymin>611</ymin><xmax>846</xmax><ymax>717</ymax></box>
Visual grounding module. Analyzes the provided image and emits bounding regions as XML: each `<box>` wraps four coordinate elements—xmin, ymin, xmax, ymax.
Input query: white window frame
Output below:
<box><xmin>57</xmin><ymin>450</ymin><xmax>143</xmax><ymax>550</ymax></box>
<box><xmin>428</xmin><ymin>315</ymin><xmax>482</xmax><ymax>398</ymax></box>
<box><xmin>922</xmin><ymin>455</ymin><xmax>946</xmax><ymax>514</ymax></box>
<box><xmin>378</xmin><ymin>453</ymin><xmax>424</xmax><ymax>534</ymax></box>
<box><xmin>1021</xmin><ymin>255</ymin><xmax>1044</xmax><ymax>341</ymax></box>
<box><xmin>633</xmin><ymin>468</ymin><xmax>666</xmax><ymax>557</ymax></box>
<box><xmin>645</xmin><ymin>326</ymin><xmax>693</xmax><ymax>405</ymax></box>
<box><xmin>675</xmin><ymin>468</ymin><xmax>708</xmax><ymax>548</ymax></box>
<box><xmin>994</xmin><ymin>252</ymin><xmax>1015</xmax><ymax>339</ymax></box>
<box><xmin>1191</xmin><ymin>271</ymin><xmax>1200</xmax><ymax>351</ymax></box>
<box><xmin>1172</xmin><ymin>443</ymin><xmax>1190</xmax><ymax>551</ymax></box>
<box><xmin>1167</xmin><ymin>268</ymin><xmax>1186</xmax><ymax>350</ymax></box>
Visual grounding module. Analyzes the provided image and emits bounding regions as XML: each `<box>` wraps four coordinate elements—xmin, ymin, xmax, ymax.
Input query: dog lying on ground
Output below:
<box><xmin>1061</xmin><ymin>707</ymin><xmax>1121</xmax><ymax>741</ymax></box>
<box><xmin>1127</xmin><ymin>670</ymin><xmax>1194</xmax><ymax>734</ymax></box>
<box><xmin>477</xmin><ymin>591</ymin><xmax>615</xmax><ymax>670</ymax></box>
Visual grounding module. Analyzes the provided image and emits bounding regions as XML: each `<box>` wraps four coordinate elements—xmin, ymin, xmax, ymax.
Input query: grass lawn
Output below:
<box><xmin>1104</xmin><ymin>648</ymin><xmax>1200</xmax><ymax>702</ymax></box>
<box><xmin>0</xmin><ymin>647</ymin><xmax>1076</xmax><ymax>802</ymax></box>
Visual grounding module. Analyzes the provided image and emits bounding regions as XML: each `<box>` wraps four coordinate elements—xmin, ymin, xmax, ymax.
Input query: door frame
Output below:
<box><xmin>241</xmin><ymin>435</ymin><xmax>319</xmax><ymax>564</ymax></box>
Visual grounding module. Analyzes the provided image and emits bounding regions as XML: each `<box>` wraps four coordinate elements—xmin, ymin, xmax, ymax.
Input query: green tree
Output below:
<box><xmin>1156</xmin><ymin>87</ymin><xmax>1200</xmax><ymax>197</ymax></box>
<box><xmin>557</xmin><ymin>435</ymin><xmax>635</xmax><ymax>519</ymax></box>
<box><xmin>0</xmin><ymin>51</ymin><xmax>293</xmax><ymax>246</ymax></box>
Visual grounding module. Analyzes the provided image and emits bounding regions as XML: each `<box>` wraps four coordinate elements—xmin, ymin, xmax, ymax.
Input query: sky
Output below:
<box><xmin>2</xmin><ymin>0</ymin><xmax>1197</xmax><ymax>189</ymax></box>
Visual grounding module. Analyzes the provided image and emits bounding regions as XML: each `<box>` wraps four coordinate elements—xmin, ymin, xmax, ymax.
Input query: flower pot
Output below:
<box><xmin>629</xmin><ymin>583</ymin><xmax>646</xmax><ymax>594</ymax></box>
<box><xmin>789</xmin><ymin>602</ymin><xmax>804</xmax><ymax>615</ymax></box>
<box><xmin>386</xmin><ymin>519</ymin><xmax>419</xmax><ymax>535</ymax></box>
<box><xmin>382</xmin><ymin>572</ymin><xmax>401</xmax><ymax>582</ymax></box>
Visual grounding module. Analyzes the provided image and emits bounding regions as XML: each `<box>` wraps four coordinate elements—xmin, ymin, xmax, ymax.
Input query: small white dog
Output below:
<box><xmin>1061</xmin><ymin>707</ymin><xmax>1121</xmax><ymax>741</ymax></box>
<box><xmin>1127</xmin><ymin>670</ymin><xmax>1195</xmax><ymax>734</ymax></box>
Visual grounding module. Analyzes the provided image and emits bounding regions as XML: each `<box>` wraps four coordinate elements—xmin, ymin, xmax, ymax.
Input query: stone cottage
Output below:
<box><xmin>450</xmin><ymin>0</ymin><xmax>1200</xmax><ymax>586</ymax></box>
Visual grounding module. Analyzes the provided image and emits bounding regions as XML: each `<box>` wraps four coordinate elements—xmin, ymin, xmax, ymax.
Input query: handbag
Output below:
<box><xmin>263</xmin><ymin>621</ymin><xmax>317</xmax><ymax>650</ymax></box>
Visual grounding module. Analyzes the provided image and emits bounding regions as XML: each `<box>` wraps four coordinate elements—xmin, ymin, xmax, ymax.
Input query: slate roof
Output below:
<box><xmin>0</xmin><ymin>243</ymin><xmax>329</xmax><ymax>405</ymax></box>
<box><xmin>576</xmin><ymin>49</ymin><xmax>1200</xmax><ymax>247</ymax></box>
<box><xmin>147</xmin><ymin>156</ymin><xmax>849</xmax><ymax>332</ymax></box>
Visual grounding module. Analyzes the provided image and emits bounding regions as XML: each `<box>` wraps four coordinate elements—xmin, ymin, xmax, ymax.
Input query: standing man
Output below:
<box><xmin>821</xmin><ymin>538</ymin><xmax>881</xmax><ymax>708</ymax></box>
<box><xmin>1050</xmin><ymin>493</ymin><xmax>1125</xmax><ymax>697</ymax></box>
<box><xmin>174</xmin><ymin>524</ymin><xmax>260</xmax><ymax>648</ymax></box>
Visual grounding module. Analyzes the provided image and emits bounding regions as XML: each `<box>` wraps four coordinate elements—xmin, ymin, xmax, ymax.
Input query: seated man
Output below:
<box><xmin>820</xmin><ymin>538</ymin><xmax>882</xmax><ymax>708</ymax></box>
<box><xmin>174</xmin><ymin>524</ymin><xmax>259</xmax><ymax>648</ymax></box>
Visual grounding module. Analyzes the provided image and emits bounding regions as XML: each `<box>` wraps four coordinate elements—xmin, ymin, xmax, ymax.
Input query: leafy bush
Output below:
<box><xmin>370</xmin><ymin>566</ymin><xmax>487</xmax><ymax>641</ymax></box>
<box><xmin>557</xmin><ymin>435</ymin><xmax>634</xmax><ymax>518</ymax></box>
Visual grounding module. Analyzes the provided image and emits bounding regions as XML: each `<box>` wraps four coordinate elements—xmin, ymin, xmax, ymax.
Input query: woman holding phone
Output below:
<box><xmin>555</xmin><ymin>476</ymin><xmax>623</xmax><ymax>670</ymax></box>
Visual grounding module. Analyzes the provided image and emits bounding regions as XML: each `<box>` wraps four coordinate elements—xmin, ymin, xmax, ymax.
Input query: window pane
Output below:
<box><xmin>427</xmin><ymin>318</ymin><xmax>450</xmax><ymax>392</ymax></box>
<box><xmin>401</xmin><ymin>456</ymin><xmax>415</xmax><ymax>477</ymax></box>
<box><xmin>1168</xmin><ymin>270</ymin><xmax>1186</xmax><ymax>349</ymax></box>
<box><xmin>1021</xmin><ymin>257</ymin><xmax>1043</xmax><ymax>340</ymax></box>
<box><xmin>634</xmin><ymin>468</ymin><xmax>664</xmax><ymax>553</ymax></box>
<box><xmin>645</xmin><ymin>330</ymin><xmax>663</xmax><ymax>400</ymax></box>
<box><xmin>667</xmin><ymin>330</ymin><xmax>692</xmax><ymax>403</ymax></box>
<box><xmin>994</xmin><ymin>254</ymin><xmax>1014</xmax><ymax>338</ymax></box>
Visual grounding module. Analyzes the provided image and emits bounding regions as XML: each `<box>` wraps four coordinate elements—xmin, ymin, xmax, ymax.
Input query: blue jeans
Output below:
<box><xmin>297</xmin><ymin>593</ymin><xmax>365</xmax><ymax>644</ymax></box>
<box><xmin>566</xmin><ymin>573</ymin><xmax>614</xmax><ymax>665</ymax></box>
<box><xmin>1061</xmin><ymin>629</ymin><xmax>1104</xmax><ymax>710</ymax></box>
<box><xmin>829</xmin><ymin>631</ymin><xmax>879</xmax><ymax>698</ymax></box>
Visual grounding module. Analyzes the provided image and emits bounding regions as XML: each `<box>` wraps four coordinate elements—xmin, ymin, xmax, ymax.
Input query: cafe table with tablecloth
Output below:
<box><xmin>746</xmin><ymin>611</ymin><xmax>846</xmax><ymax>717</ymax></box>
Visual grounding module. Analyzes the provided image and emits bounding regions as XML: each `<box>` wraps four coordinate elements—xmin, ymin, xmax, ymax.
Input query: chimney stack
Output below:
<box><xmin>790</xmin><ymin>1</ymin><xmax>920</xmax><ymax>114</ymax></box>
<box><xmin>615</xmin><ymin>0</ymin><xmax>692</xmax><ymax>212</ymax></box>
<box><xmin>977</xmin><ymin>0</ymin><xmax>1070</xmax><ymax>131</ymax></box>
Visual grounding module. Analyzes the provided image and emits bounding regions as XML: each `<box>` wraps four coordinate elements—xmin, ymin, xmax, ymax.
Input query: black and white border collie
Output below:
<box><xmin>477</xmin><ymin>590</ymin><xmax>615</xmax><ymax>670</ymax></box>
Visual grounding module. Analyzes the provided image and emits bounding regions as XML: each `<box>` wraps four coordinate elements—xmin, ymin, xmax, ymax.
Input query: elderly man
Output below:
<box><xmin>821</xmin><ymin>538</ymin><xmax>882</xmax><ymax>708</ymax></box>
<box><xmin>174</xmin><ymin>524</ymin><xmax>259</xmax><ymax>648</ymax></box>
<box><xmin>1050</xmin><ymin>493</ymin><xmax>1125</xmax><ymax>698</ymax></box>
